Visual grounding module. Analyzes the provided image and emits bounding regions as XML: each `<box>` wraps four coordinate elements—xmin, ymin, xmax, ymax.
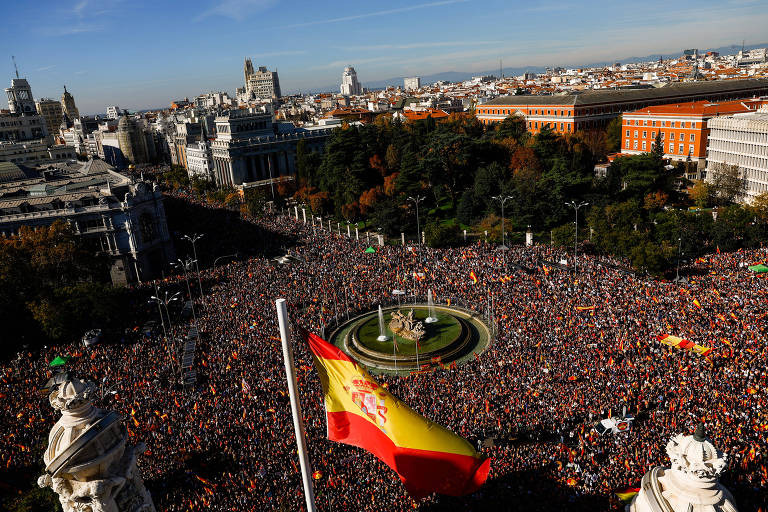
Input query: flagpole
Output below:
<box><xmin>275</xmin><ymin>298</ymin><xmax>317</xmax><ymax>512</ymax></box>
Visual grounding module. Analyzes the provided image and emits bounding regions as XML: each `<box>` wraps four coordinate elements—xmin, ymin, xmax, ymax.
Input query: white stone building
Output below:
<box><xmin>340</xmin><ymin>66</ymin><xmax>362</xmax><ymax>96</ymax></box>
<box><xmin>404</xmin><ymin>77</ymin><xmax>421</xmax><ymax>91</ymax></box>
<box><xmin>705</xmin><ymin>106</ymin><xmax>768</xmax><ymax>203</ymax></box>
<box><xmin>186</xmin><ymin>140</ymin><xmax>213</xmax><ymax>180</ymax></box>
<box><xmin>106</xmin><ymin>105</ymin><xmax>121</xmax><ymax>119</ymax></box>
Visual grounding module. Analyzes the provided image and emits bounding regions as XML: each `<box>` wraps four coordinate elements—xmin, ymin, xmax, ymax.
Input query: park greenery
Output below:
<box><xmin>0</xmin><ymin>221</ymin><xmax>127</xmax><ymax>356</ymax></box>
<box><xmin>293</xmin><ymin>114</ymin><xmax>768</xmax><ymax>275</ymax></box>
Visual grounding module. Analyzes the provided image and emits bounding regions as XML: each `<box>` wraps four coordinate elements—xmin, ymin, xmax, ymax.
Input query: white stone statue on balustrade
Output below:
<box><xmin>37</xmin><ymin>374</ymin><xmax>155</xmax><ymax>512</ymax></box>
<box><xmin>628</xmin><ymin>424</ymin><xmax>737</xmax><ymax>512</ymax></box>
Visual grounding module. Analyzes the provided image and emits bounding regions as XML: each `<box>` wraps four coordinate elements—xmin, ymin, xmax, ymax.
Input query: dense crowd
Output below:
<box><xmin>1</xmin><ymin>200</ymin><xmax>767</xmax><ymax>511</ymax></box>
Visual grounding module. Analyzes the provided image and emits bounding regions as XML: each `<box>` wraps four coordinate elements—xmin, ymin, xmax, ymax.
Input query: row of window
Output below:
<box><xmin>626</xmin><ymin>130</ymin><xmax>696</xmax><ymax>142</ymax></box>
<box><xmin>708</xmin><ymin>139</ymin><xmax>768</xmax><ymax>157</ymax></box>
<box><xmin>625</xmin><ymin>139</ymin><xmax>695</xmax><ymax>155</ymax></box>
<box><xmin>627</xmin><ymin>119</ymin><xmax>698</xmax><ymax>129</ymax></box>
<box><xmin>481</xmin><ymin>108</ymin><xmax>573</xmax><ymax>117</ymax></box>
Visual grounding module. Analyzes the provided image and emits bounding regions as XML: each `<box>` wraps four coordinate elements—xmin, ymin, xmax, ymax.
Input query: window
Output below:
<box><xmin>634</xmin><ymin>140</ymin><xmax>638</xmax><ymax>149</ymax></box>
<box><xmin>671</xmin><ymin>121</ymin><xmax>676</xmax><ymax>128</ymax></box>
<box><xmin>560</xmin><ymin>123</ymin><xmax>564</xmax><ymax>130</ymax></box>
<box><xmin>679</xmin><ymin>144</ymin><xmax>684</xmax><ymax>153</ymax></box>
<box><xmin>651</xmin><ymin>131</ymin><xmax>656</xmax><ymax>138</ymax></box>
<box><xmin>625</xmin><ymin>140</ymin><xmax>630</xmax><ymax>149</ymax></box>
<box><xmin>643</xmin><ymin>131</ymin><xmax>647</xmax><ymax>138</ymax></box>
<box><xmin>681</xmin><ymin>122</ymin><xmax>686</xmax><ymax>128</ymax></box>
<box><xmin>669</xmin><ymin>132</ymin><xmax>675</xmax><ymax>141</ymax></box>
<box><xmin>626</xmin><ymin>130</ymin><xmax>630</xmax><ymax>138</ymax></box>
<box><xmin>689</xmin><ymin>145</ymin><xmax>694</xmax><ymax>154</ymax></box>
<box><xmin>634</xmin><ymin>130</ymin><xmax>638</xmax><ymax>137</ymax></box>
<box><xmin>642</xmin><ymin>141</ymin><xmax>647</xmax><ymax>150</ymax></box>
<box><xmin>690</xmin><ymin>134</ymin><xmax>695</xmax><ymax>142</ymax></box>
<box><xmin>660</xmin><ymin>132</ymin><xmax>665</xmax><ymax>139</ymax></box>
<box><xmin>669</xmin><ymin>143</ymin><xmax>674</xmax><ymax>152</ymax></box>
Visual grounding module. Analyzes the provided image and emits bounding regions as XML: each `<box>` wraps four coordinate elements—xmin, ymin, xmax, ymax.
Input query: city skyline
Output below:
<box><xmin>2</xmin><ymin>0</ymin><xmax>768</xmax><ymax>113</ymax></box>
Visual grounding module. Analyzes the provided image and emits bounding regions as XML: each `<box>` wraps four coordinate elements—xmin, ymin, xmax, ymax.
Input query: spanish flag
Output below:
<box><xmin>469</xmin><ymin>271</ymin><xmax>478</xmax><ymax>285</ymax></box>
<box><xmin>304</xmin><ymin>330</ymin><xmax>490</xmax><ymax>499</ymax></box>
<box><xmin>615</xmin><ymin>487</ymin><xmax>640</xmax><ymax>503</ymax></box>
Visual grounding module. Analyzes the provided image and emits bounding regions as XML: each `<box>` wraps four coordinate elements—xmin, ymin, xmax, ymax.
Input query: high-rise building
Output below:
<box><xmin>5</xmin><ymin>77</ymin><xmax>36</xmax><ymax>114</ymax></box>
<box><xmin>35</xmin><ymin>98</ymin><xmax>64</xmax><ymax>137</ymax></box>
<box><xmin>106</xmin><ymin>106</ymin><xmax>121</xmax><ymax>119</ymax></box>
<box><xmin>340</xmin><ymin>66</ymin><xmax>362</xmax><ymax>96</ymax></box>
<box><xmin>117</xmin><ymin>114</ymin><xmax>149</xmax><ymax>165</ymax></box>
<box><xmin>404</xmin><ymin>77</ymin><xmax>421</xmax><ymax>91</ymax></box>
<box><xmin>243</xmin><ymin>59</ymin><xmax>281</xmax><ymax>100</ymax></box>
<box><xmin>705</xmin><ymin>105</ymin><xmax>768</xmax><ymax>204</ymax></box>
<box><xmin>61</xmin><ymin>85</ymin><xmax>80</xmax><ymax>120</ymax></box>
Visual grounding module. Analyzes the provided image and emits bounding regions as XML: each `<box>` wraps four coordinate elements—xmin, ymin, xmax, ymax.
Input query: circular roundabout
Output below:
<box><xmin>327</xmin><ymin>305</ymin><xmax>492</xmax><ymax>373</ymax></box>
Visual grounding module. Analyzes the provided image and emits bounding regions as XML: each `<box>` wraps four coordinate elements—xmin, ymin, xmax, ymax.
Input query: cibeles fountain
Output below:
<box><xmin>628</xmin><ymin>425</ymin><xmax>738</xmax><ymax>512</ymax></box>
<box><xmin>37</xmin><ymin>374</ymin><xmax>155</xmax><ymax>512</ymax></box>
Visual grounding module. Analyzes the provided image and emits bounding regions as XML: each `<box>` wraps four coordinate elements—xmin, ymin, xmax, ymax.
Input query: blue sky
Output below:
<box><xmin>2</xmin><ymin>0</ymin><xmax>767</xmax><ymax>114</ymax></box>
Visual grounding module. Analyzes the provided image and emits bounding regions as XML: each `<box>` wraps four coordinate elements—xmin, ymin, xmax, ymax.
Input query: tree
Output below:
<box><xmin>424</xmin><ymin>221</ymin><xmax>460</xmax><ymax>248</ymax></box>
<box><xmin>689</xmin><ymin>180</ymin><xmax>710</xmax><ymax>209</ymax></box>
<box><xmin>749</xmin><ymin>191</ymin><xmax>768</xmax><ymax>221</ymax></box>
<box><xmin>652</xmin><ymin>132</ymin><xmax>664</xmax><ymax>161</ymax></box>
<box><xmin>708</xmin><ymin>162</ymin><xmax>745</xmax><ymax>206</ymax></box>
<box><xmin>494</xmin><ymin>115</ymin><xmax>527</xmax><ymax>142</ymax></box>
<box><xmin>605</xmin><ymin>116</ymin><xmax>622</xmax><ymax>154</ymax></box>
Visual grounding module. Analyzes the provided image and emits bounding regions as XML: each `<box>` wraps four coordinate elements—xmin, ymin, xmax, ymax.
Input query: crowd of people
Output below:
<box><xmin>1</xmin><ymin>198</ymin><xmax>767</xmax><ymax>511</ymax></box>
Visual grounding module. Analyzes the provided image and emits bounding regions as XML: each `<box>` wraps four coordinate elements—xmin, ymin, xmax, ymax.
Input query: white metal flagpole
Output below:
<box><xmin>275</xmin><ymin>298</ymin><xmax>317</xmax><ymax>512</ymax></box>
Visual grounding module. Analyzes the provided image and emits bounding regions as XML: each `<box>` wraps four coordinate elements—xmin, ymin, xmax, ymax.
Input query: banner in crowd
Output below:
<box><xmin>304</xmin><ymin>330</ymin><xmax>490</xmax><ymax>499</ymax></box>
<box><xmin>656</xmin><ymin>334</ymin><xmax>712</xmax><ymax>356</ymax></box>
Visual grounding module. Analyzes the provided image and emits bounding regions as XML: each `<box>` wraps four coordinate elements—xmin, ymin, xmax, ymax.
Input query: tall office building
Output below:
<box><xmin>106</xmin><ymin>106</ymin><xmax>121</xmax><ymax>120</ymax></box>
<box><xmin>61</xmin><ymin>86</ymin><xmax>80</xmax><ymax>120</ymax></box>
<box><xmin>35</xmin><ymin>98</ymin><xmax>64</xmax><ymax>137</ymax></box>
<box><xmin>404</xmin><ymin>77</ymin><xmax>421</xmax><ymax>91</ymax></box>
<box><xmin>5</xmin><ymin>77</ymin><xmax>36</xmax><ymax>114</ymax></box>
<box><xmin>340</xmin><ymin>66</ymin><xmax>362</xmax><ymax>96</ymax></box>
<box><xmin>243</xmin><ymin>59</ymin><xmax>281</xmax><ymax>100</ymax></box>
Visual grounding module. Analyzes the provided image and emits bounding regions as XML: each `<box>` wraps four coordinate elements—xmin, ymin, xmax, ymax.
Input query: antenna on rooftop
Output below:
<box><xmin>12</xmin><ymin>56</ymin><xmax>19</xmax><ymax>78</ymax></box>
<box><xmin>500</xmin><ymin>58</ymin><xmax>503</xmax><ymax>79</ymax></box>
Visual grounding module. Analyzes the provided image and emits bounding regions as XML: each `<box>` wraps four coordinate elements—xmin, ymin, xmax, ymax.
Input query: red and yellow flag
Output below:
<box><xmin>469</xmin><ymin>271</ymin><xmax>478</xmax><ymax>285</ymax></box>
<box><xmin>304</xmin><ymin>330</ymin><xmax>490</xmax><ymax>499</ymax></box>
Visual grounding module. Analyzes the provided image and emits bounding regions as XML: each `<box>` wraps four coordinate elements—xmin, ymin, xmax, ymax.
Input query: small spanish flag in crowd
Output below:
<box><xmin>469</xmin><ymin>271</ymin><xmax>478</xmax><ymax>285</ymax></box>
<box><xmin>304</xmin><ymin>330</ymin><xmax>490</xmax><ymax>499</ymax></box>
<box><xmin>615</xmin><ymin>487</ymin><xmax>640</xmax><ymax>503</ymax></box>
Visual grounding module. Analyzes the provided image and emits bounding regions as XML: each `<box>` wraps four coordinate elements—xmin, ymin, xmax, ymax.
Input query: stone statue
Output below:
<box><xmin>628</xmin><ymin>424</ymin><xmax>737</xmax><ymax>512</ymax></box>
<box><xmin>37</xmin><ymin>374</ymin><xmax>156</xmax><ymax>512</ymax></box>
<box><xmin>388</xmin><ymin>309</ymin><xmax>426</xmax><ymax>342</ymax></box>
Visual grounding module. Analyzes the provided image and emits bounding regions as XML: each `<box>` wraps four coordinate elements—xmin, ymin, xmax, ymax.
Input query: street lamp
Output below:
<box><xmin>491</xmin><ymin>195</ymin><xmax>513</xmax><ymax>265</ymax></box>
<box><xmin>564</xmin><ymin>200</ymin><xmax>589</xmax><ymax>277</ymax></box>
<box><xmin>675</xmin><ymin>237</ymin><xmax>682</xmax><ymax>282</ymax></box>
<box><xmin>182</xmin><ymin>233</ymin><xmax>204</xmax><ymax>296</ymax></box>
<box><xmin>407</xmin><ymin>196</ymin><xmax>426</xmax><ymax>246</ymax></box>
<box><xmin>173</xmin><ymin>257</ymin><xmax>199</xmax><ymax>329</ymax></box>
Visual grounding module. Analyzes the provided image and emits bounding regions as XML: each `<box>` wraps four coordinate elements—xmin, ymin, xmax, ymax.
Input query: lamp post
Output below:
<box><xmin>565</xmin><ymin>200</ymin><xmax>589</xmax><ymax>277</ymax></box>
<box><xmin>150</xmin><ymin>287</ymin><xmax>182</xmax><ymax>377</ymax></box>
<box><xmin>407</xmin><ymin>196</ymin><xmax>426</xmax><ymax>246</ymax></box>
<box><xmin>182</xmin><ymin>233</ymin><xmax>204</xmax><ymax>296</ymax></box>
<box><xmin>675</xmin><ymin>237</ymin><xmax>682</xmax><ymax>282</ymax></box>
<box><xmin>173</xmin><ymin>257</ymin><xmax>199</xmax><ymax>328</ymax></box>
<box><xmin>491</xmin><ymin>195</ymin><xmax>513</xmax><ymax>265</ymax></box>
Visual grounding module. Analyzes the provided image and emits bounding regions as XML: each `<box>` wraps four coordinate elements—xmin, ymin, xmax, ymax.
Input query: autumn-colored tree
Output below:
<box><xmin>341</xmin><ymin>201</ymin><xmax>361</xmax><ymax>221</ymax></box>
<box><xmin>749</xmin><ymin>191</ymin><xmax>768</xmax><ymax>221</ymax></box>
<box><xmin>359</xmin><ymin>186</ymin><xmax>383</xmax><ymax>215</ymax></box>
<box><xmin>309</xmin><ymin>191</ymin><xmax>331</xmax><ymax>214</ymax></box>
<box><xmin>369</xmin><ymin>154</ymin><xmax>386</xmax><ymax>177</ymax></box>
<box><xmin>385</xmin><ymin>144</ymin><xmax>400</xmax><ymax>171</ymax></box>
<box><xmin>382</xmin><ymin>173</ymin><xmax>399</xmax><ymax>196</ymax></box>
<box><xmin>688</xmin><ymin>180</ymin><xmax>710</xmax><ymax>209</ymax></box>
<box><xmin>643</xmin><ymin>190</ymin><xmax>669</xmax><ymax>211</ymax></box>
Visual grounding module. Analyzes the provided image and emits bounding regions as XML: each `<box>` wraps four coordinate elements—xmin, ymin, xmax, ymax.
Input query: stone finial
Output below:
<box><xmin>693</xmin><ymin>423</ymin><xmax>706</xmax><ymax>442</ymax></box>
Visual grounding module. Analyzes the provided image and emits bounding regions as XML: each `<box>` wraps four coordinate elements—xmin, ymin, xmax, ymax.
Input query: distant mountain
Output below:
<box><xmin>292</xmin><ymin>42</ymin><xmax>768</xmax><ymax>95</ymax></box>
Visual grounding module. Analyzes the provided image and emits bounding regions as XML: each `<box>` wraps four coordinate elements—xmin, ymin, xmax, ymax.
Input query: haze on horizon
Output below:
<box><xmin>2</xmin><ymin>0</ymin><xmax>767</xmax><ymax>114</ymax></box>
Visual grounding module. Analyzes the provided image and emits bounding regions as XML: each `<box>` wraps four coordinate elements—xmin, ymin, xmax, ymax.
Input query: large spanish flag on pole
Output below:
<box><xmin>304</xmin><ymin>330</ymin><xmax>491</xmax><ymax>499</ymax></box>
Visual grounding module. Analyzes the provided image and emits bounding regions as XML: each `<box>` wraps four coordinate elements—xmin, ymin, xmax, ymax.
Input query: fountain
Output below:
<box><xmin>425</xmin><ymin>289</ymin><xmax>438</xmax><ymax>323</ymax></box>
<box><xmin>376</xmin><ymin>305</ymin><xmax>390</xmax><ymax>341</ymax></box>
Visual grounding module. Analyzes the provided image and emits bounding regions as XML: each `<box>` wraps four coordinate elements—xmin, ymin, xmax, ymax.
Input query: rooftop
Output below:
<box><xmin>624</xmin><ymin>98</ymin><xmax>768</xmax><ymax>117</ymax></box>
<box><xmin>483</xmin><ymin>78</ymin><xmax>768</xmax><ymax>107</ymax></box>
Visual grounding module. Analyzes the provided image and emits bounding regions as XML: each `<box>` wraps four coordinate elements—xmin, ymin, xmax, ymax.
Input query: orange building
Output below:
<box><xmin>476</xmin><ymin>78</ymin><xmax>768</xmax><ymax>135</ymax></box>
<box><xmin>621</xmin><ymin>98</ymin><xmax>767</xmax><ymax>172</ymax></box>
